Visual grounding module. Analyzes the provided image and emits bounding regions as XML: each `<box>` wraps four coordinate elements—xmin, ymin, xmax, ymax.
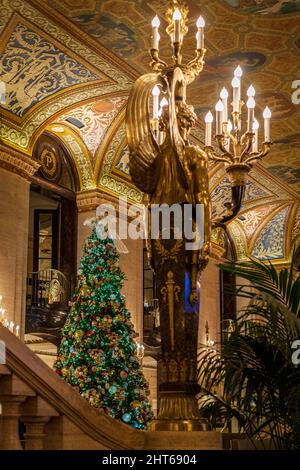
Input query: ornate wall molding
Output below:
<box><xmin>0</xmin><ymin>143</ymin><xmax>40</xmax><ymax>180</ymax></box>
<box><xmin>76</xmin><ymin>189</ymin><xmax>119</xmax><ymax>213</ymax></box>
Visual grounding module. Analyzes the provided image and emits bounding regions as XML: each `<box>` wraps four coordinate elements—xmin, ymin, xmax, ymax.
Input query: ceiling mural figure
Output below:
<box><xmin>0</xmin><ymin>23</ymin><xmax>100</xmax><ymax>117</ymax></box>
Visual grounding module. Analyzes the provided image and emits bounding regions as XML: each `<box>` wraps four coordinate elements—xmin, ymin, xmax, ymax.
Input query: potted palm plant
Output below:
<box><xmin>198</xmin><ymin>252</ymin><xmax>300</xmax><ymax>449</ymax></box>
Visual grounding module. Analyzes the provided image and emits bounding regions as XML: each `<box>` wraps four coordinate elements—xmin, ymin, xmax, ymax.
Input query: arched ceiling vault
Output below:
<box><xmin>0</xmin><ymin>0</ymin><xmax>300</xmax><ymax>263</ymax></box>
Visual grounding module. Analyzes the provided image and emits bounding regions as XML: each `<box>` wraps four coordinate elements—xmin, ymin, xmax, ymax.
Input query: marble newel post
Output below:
<box><xmin>76</xmin><ymin>190</ymin><xmax>143</xmax><ymax>340</ymax></box>
<box><xmin>0</xmin><ymin>144</ymin><xmax>40</xmax><ymax>339</ymax></box>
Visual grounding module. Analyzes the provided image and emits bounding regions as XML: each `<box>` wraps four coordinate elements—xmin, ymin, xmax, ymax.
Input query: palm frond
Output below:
<box><xmin>198</xmin><ymin>254</ymin><xmax>300</xmax><ymax>449</ymax></box>
<box><xmin>220</xmin><ymin>249</ymin><xmax>300</xmax><ymax>316</ymax></box>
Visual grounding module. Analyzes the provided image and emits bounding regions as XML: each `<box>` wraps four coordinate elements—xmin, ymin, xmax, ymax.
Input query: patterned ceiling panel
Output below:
<box><xmin>58</xmin><ymin>96</ymin><xmax>127</xmax><ymax>163</ymax></box>
<box><xmin>0</xmin><ymin>21</ymin><xmax>102</xmax><ymax>117</ymax></box>
<box><xmin>236</xmin><ymin>202</ymin><xmax>284</xmax><ymax>243</ymax></box>
<box><xmin>252</xmin><ymin>205</ymin><xmax>290</xmax><ymax>260</ymax></box>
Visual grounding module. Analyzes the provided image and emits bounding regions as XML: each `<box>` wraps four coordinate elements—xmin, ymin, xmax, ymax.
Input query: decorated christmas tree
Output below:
<box><xmin>54</xmin><ymin>217</ymin><xmax>153</xmax><ymax>430</ymax></box>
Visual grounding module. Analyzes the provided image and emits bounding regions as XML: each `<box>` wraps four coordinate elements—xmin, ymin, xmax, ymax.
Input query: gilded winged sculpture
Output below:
<box><xmin>126</xmin><ymin>66</ymin><xmax>211</xmax><ymax>304</ymax></box>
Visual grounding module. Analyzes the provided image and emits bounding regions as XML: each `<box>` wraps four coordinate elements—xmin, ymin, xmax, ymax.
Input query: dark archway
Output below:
<box><xmin>26</xmin><ymin>132</ymin><xmax>79</xmax><ymax>345</ymax></box>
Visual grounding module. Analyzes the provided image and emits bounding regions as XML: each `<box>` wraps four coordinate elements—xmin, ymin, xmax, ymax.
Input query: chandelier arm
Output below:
<box><xmin>212</xmin><ymin>185</ymin><xmax>245</xmax><ymax>227</ymax></box>
<box><xmin>215</xmin><ymin>138</ymin><xmax>234</xmax><ymax>164</ymax></box>
<box><xmin>185</xmin><ymin>49</ymin><xmax>206</xmax><ymax>83</ymax></box>
<box><xmin>208</xmin><ymin>153</ymin><xmax>233</xmax><ymax>164</ymax></box>
<box><xmin>240</xmin><ymin>133</ymin><xmax>254</xmax><ymax>162</ymax></box>
<box><xmin>243</xmin><ymin>142</ymin><xmax>271</xmax><ymax>165</ymax></box>
<box><xmin>149</xmin><ymin>49</ymin><xmax>168</xmax><ymax>72</ymax></box>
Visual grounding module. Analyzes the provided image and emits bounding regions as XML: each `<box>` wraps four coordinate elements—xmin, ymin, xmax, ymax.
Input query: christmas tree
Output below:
<box><xmin>54</xmin><ymin>218</ymin><xmax>153</xmax><ymax>430</ymax></box>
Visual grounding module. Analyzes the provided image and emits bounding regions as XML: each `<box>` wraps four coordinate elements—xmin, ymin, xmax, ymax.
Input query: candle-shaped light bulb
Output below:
<box><xmin>220</xmin><ymin>87</ymin><xmax>229</xmax><ymax>122</ymax></box>
<box><xmin>247</xmin><ymin>97</ymin><xmax>255</xmax><ymax>132</ymax></box>
<box><xmin>215</xmin><ymin>100</ymin><xmax>224</xmax><ymax>112</ymax></box>
<box><xmin>252</xmin><ymin>118</ymin><xmax>259</xmax><ymax>152</ymax></box>
<box><xmin>151</xmin><ymin>15</ymin><xmax>160</xmax><ymax>49</ymax></box>
<box><xmin>263</xmin><ymin>106</ymin><xmax>271</xmax><ymax>142</ymax></box>
<box><xmin>173</xmin><ymin>8</ymin><xmax>181</xmax><ymax>42</ymax></box>
<box><xmin>196</xmin><ymin>16</ymin><xmax>205</xmax><ymax>49</ymax></box>
<box><xmin>263</xmin><ymin>106</ymin><xmax>272</xmax><ymax>119</ymax></box>
<box><xmin>152</xmin><ymin>15</ymin><xmax>160</xmax><ymax>28</ymax></box>
<box><xmin>227</xmin><ymin>120</ymin><xmax>233</xmax><ymax>133</ymax></box>
<box><xmin>152</xmin><ymin>85</ymin><xmax>160</xmax><ymax>119</ymax></box>
<box><xmin>173</xmin><ymin>8</ymin><xmax>181</xmax><ymax>20</ymax></box>
<box><xmin>232</xmin><ymin>76</ymin><xmax>240</xmax><ymax>113</ymax></box>
<box><xmin>234</xmin><ymin>65</ymin><xmax>243</xmax><ymax>78</ymax></box>
<box><xmin>160</xmin><ymin>97</ymin><xmax>168</xmax><ymax>107</ymax></box>
<box><xmin>247</xmin><ymin>85</ymin><xmax>256</xmax><ymax>97</ymax></box>
<box><xmin>205</xmin><ymin>111</ymin><xmax>213</xmax><ymax>146</ymax></box>
<box><xmin>234</xmin><ymin>65</ymin><xmax>243</xmax><ymax>105</ymax></box>
<box><xmin>15</xmin><ymin>325</ymin><xmax>20</xmax><ymax>337</ymax></box>
<box><xmin>253</xmin><ymin>119</ymin><xmax>259</xmax><ymax>130</ymax></box>
<box><xmin>197</xmin><ymin>16</ymin><xmax>205</xmax><ymax>28</ymax></box>
<box><xmin>215</xmin><ymin>100</ymin><xmax>224</xmax><ymax>135</ymax></box>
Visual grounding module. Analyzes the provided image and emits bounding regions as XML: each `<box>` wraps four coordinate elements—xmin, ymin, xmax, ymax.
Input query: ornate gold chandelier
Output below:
<box><xmin>126</xmin><ymin>0</ymin><xmax>272</xmax><ymax>431</ymax></box>
<box><xmin>148</xmin><ymin>1</ymin><xmax>272</xmax><ymax>225</ymax></box>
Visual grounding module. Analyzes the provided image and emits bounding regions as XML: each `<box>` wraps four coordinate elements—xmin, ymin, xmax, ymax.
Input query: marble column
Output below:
<box><xmin>76</xmin><ymin>190</ymin><xmax>143</xmax><ymax>339</ymax></box>
<box><xmin>0</xmin><ymin>145</ymin><xmax>40</xmax><ymax>338</ymax></box>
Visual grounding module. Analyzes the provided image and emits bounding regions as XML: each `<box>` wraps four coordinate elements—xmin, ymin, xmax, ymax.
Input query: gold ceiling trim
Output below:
<box><xmin>96</xmin><ymin>114</ymin><xmax>142</xmax><ymax>203</ymax></box>
<box><xmin>94</xmin><ymin>108</ymin><xmax>127</xmax><ymax>181</ymax></box>
<box><xmin>227</xmin><ymin>221</ymin><xmax>248</xmax><ymax>261</ymax></box>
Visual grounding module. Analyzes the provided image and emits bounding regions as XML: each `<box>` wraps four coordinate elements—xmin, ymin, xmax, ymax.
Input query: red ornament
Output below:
<box><xmin>86</xmin><ymin>330</ymin><xmax>93</xmax><ymax>337</ymax></box>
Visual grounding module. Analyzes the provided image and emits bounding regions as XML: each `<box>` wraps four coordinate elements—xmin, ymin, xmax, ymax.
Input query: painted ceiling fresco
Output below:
<box><xmin>45</xmin><ymin>0</ymin><xmax>300</xmax><ymax>194</ymax></box>
<box><xmin>0</xmin><ymin>0</ymin><xmax>299</xmax><ymax>262</ymax></box>
<box><xmin>223</xmin><ymin>1</ymin><xmax>300</xmax><ymax>15</ymax></box>
<box><xmin>0</xmin><ymin>21</ymin><xmax>102</xmax><ymax>117</ymax></box>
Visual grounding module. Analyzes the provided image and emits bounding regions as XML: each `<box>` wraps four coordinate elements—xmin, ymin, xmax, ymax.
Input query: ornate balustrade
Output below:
<box><xmin>0</xmin><ymin>324</ymin><xmax>144</xmax><ymax>450</ymax></box>
<box><xmin>0</xmin><ymin>325</ymin><xmax>223</xmax><ymax>449</ymax></box>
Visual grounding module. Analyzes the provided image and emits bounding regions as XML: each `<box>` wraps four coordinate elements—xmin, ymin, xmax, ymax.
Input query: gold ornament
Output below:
<box><xmin>75</xmin><ymin>330</ymin><xmax>84</xmax><ymax>340</ymax></box>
